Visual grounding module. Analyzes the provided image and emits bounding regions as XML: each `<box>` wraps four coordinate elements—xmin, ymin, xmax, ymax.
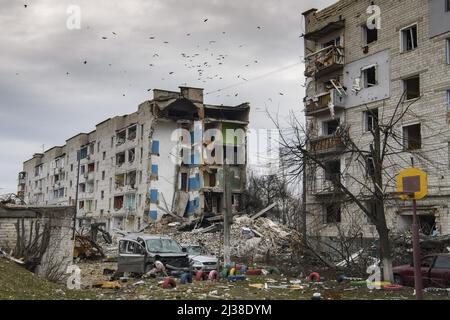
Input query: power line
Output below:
<box><xmin>205</xmin><ymin>61</ymin><xmax>303</xmax><ymax>96</ymax></box>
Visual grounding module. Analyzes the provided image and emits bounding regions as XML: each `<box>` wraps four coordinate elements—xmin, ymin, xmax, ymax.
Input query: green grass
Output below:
<box><xmin>0</xmin><ymin>258</ymin><xmax>96</xmax><ymax>300</ymax></box>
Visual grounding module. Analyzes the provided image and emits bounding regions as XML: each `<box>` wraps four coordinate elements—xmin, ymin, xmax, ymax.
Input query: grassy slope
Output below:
<box><xmin>0</xmin><ymin>258</ymin><xmax>95</xmax><ymax>300</ymax></box>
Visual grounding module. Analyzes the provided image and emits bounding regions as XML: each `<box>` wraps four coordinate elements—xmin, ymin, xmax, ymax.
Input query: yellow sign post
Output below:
<box><xmin>396</xmin><ymin>167</ymin><xmax>428</xmax><ymax>300</ymax></box>
<box><xmin>396</xmin><ymin>167</ymin><xmax>428</xmax><ymax>200</ymax></box>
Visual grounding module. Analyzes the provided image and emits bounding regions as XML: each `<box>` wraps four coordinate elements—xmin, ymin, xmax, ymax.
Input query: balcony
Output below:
<box><xmin>309</xmin><ymin>134</ymin><xmax>344</xmax><ymax>155</ymax></box>
<box><xmin>305</xmin><ymin>89</ymin><xmax>345</xmax><ymax>116</ymax></box>
<box><xmin>87</xmin><ymin>172</ymin><xmax>95</xmax><ymax>182</ymax></box>
<box><xmin>305</xmin><ymin>45</ymin><xmax>344</xmax><ymax>78</ymax></box>
<box><xmin>312</xmin><ymin>176</ymin><xmax>342</xmax><ymax>196</ymax></box>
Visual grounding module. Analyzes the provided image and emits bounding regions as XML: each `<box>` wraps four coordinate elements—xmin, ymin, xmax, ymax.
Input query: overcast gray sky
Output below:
<box><xmin>0</xmin><ymin>0</ymin><xmax>334</xmax><ymax>194</ymax></box>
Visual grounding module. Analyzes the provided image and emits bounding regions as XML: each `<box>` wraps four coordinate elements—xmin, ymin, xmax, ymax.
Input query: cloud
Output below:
<box><xmin>0</xmin><ymin>0</ymin><xmax>335</xmax><ymax>194</ymax></box>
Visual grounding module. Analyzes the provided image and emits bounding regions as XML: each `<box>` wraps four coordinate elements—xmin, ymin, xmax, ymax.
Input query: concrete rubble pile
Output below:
<box><xmin>167</xmin><ymin>214</ymin><xmax>305</xmax><ymax>266</ymax></box>
<box><xmin>390</xmin><ymin>232</ymin><xmax>450</xmax><ymax>265</ymax></box>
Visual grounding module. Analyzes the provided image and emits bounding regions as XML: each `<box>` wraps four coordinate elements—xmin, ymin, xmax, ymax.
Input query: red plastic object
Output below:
<box><xmin>162</xmin><ymin>277</ymin><xmax>176</xmax><ymax>289</ymax></box>
<box><xmin>195</xmin><ymin>271</ymin><xmax>205</xmax><ymax>281</ymax></box>
<box><xmin>208</xmin><ymin>270</ymin><xmax>219</xmax><ymax>281</ymax></box>
<box><xmin>245</xmin><ymin>269</ymin><xmax>262</xmax><ymax>276</ymax></box>
<box><xmin>308</xmin><ymin>272</ymin><xmax>321</xmax><ymax>282</ymax></box>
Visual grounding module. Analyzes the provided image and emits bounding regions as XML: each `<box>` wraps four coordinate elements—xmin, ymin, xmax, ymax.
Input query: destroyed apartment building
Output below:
<box><xmin>302</xmin><ymin>0</ymin><xmax>450</xmax><ymax>240</ymax></box>
<box><xmin>17</xmin><ymin>87</ymin><xmax>250</xmax><ymax>233</ymax></box>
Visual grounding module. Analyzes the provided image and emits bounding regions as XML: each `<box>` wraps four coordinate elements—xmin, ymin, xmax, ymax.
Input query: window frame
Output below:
<box><xmin>364</xmin><ymin>108</ymin><xmax>379</xmax><ymax>132</ymax></box>
<box><xmin>325</xmin><ymin>203</ymin><xmax>342</xmax><ymax>224</ymax></box>
<box><xmin>446</xmin><ymin>38</ymin><xmax>450</xmax><ymax>64</ymax></box>
<box><xmin>362</xmin><ymin>24</ymin><xmax>378</xmax><ymax>45</ymax></box>
<box><xmin>402</xmin><ymin>123</ymin><xmax>422</xmax><ymax>151</ymax></box>
<box><xmin>403</xmin><ymin>75</ymin><xmax>421</xmax><ymax>100</ymax></box>
<box><xmin>400</xmin><ymin>23</ymin><xmax>418</xmax><ymax>53</ymax></box>
<box><xmin>447</xmin><ymin>90</ymin><xmax>450</xmax><ymax>110</ymax></box>
<box><xmin>361</xmin><ymin>65</ymin><xmax>378</xmax><ymax>88</ymax></box>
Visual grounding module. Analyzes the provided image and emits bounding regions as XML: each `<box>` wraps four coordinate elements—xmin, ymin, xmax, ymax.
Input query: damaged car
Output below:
<box><xmin>118</xmin><ymin>234</ymin><xmax>190</xmax><ymax>276</ymax></box>
<box><xmin>393</xmin><ymin>253</ymin><xmax>450</xmax><ymax>288</ymax></box>
<box><xmin>182</xmin><ymin>244</ymin><xmax>219</xmax><ymax>272</ymax></box>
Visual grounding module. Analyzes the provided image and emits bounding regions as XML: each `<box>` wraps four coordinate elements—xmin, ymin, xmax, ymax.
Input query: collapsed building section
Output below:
<box><xmin>18</xmin><ymin>87</ymin><xmax>250</xmax><ymax>233</ymax></box>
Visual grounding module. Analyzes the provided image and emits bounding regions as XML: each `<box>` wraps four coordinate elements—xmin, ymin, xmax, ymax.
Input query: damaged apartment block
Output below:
<box><xmin>302</xmin><ymin>0</ymin><xmax>450</xmax><ymax>243</ymax></box>
<box><xmin>18</xmin><ymin>87</ymin><xmax>250</xmax><ymax>233</ymax></box>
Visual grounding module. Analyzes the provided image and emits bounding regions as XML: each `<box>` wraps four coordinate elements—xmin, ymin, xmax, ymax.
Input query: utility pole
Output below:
<box><xmin>223</xmin><ymin>164</ymin><xmax>232</xmax><ymax>264</ymax></box>
<box><xmin>72</xmin><ymin>150</ymin><xmax>81</xmax><ymax>240</ymax></box>
<box><xmin>301</xmin><ymin>159</ymin><xmax>307</xmax><ymax>241</ymax></box>
<box><xmin>410</xmin><ymin>158</ymin><xmax>424</xmax><ymax>300</ymax></box>
<box><xmin>411</xmin><ymin>198</ymin><xmax>424</xmax><ymax>300</ymax></box>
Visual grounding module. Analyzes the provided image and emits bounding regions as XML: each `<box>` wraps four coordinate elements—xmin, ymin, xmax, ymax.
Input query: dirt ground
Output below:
<box><xmin>1</xmin><ymin>257</ymin><xmax>448</xmax><ymax>300</ymax></box>
<box><xmin>76</xmin><ymin>261</ymin><xmax>450</xmax><ymax>300</ymax></box>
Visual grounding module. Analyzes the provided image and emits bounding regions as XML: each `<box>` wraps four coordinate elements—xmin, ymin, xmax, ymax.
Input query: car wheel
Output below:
<box><xmin>394</xmin><ymin>274</ymin><xmax>404</xmax><ymax>286</ymax></box>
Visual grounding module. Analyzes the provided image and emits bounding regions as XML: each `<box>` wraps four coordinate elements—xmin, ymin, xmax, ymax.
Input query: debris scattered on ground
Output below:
<box><xmin>74</xmin><ymin>235</ymin><xmax>105</xmax><ymax>260</ymax></box>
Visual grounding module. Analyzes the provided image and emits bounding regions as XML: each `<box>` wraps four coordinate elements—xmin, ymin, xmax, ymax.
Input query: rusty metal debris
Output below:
<box><xmin>73</xmin><ymin>234</ymin><xmax>105</xmax><ymax>259</ymax></box>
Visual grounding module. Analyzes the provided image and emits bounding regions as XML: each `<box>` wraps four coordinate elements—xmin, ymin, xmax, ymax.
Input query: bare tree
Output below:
<box><xmin>244</xmin><ymin>172</ymin><xmax>301</xmax><ymax>229</ymax></box>
<box><xmin>271</xmin><ymin>92</ymin><xmax>431</xmax><ymax>281</ymax></box>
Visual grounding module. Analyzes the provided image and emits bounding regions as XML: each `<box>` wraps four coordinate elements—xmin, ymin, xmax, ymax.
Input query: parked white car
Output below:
<box><xmin>182</xmin><ymin>244</ymin><xmax>219</xmax><ymax>272</ymax></box>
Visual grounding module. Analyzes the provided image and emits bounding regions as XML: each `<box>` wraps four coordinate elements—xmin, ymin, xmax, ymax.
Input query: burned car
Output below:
<box><xmin>182</xmin><ymin>244</ymin><xmax>219</xmax><ymax>272</ymax></box>
<box><xmin>118</xmin><ymin>234</ymin><xmax>190</xmax><ymax>276</ymax></box>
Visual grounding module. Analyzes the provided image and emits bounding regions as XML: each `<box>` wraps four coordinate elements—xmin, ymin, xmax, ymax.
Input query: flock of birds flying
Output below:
<box><xmin>20</xmin><ymin>3</ymin><xmax>297</xmax><ymax>101</ymax></box>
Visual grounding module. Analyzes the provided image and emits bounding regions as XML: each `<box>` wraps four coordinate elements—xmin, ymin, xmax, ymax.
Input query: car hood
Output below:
<box><xmin>151</xmin><ymin>252</ymin><xmax>188</xmax><ymax>258</ymax></box>
<box><xmin>189</xmin><ymin>255</ymin><xmax>218</xmax><ymax>263</ymax></box>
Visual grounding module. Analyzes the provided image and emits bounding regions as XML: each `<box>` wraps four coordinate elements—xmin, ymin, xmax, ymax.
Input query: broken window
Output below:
<box><xmin>114</xmin><ymin>196</ymin><xmax>124</xmax><ymax>211</ymax></box>
<box><xmin>80</xmin><ymin>147</ymin><xmax>88</xmax><ymax>159</ymax></box>
<box><xmin>362</xmin><ymin>66</ymin><xmax>377</xmax><ymax>88</ymax></box>
<box><xmin>404</xmin><ymin>76</ymin><xmax>420</xmax><ymax>100</ymax></box>
<box><xmin>79</xmin><ymin>183</ymin><xmax>86</xmax><ymax>193</ymax></box>
<box><xmin>323</xmin><ymin>119</ymin><xmax>340</xmax><ymax>136</ymax></box>
<box><xmin>116</xmin><ymin>151</ymin><xmax>126</xmax><ymax>166</ymax></box>
<box><xmin>363</xmin><ymin>25</ymin><xmax>378</xmax><ymax>45</ymax></box>
<box><xmin>79</xmin><ymin>201</ymin><xmax>84</xmax><ymax>209</ymax></box>
<box><xmin>88</xmin><ymin>162</ymin><xmax>95</xmax><ymax>173</ymax></box>
<box><xmin>325</xmin><ymin>203</ymin><xmax>341</xmax><ymax>224</ymax></box>
<box><xmin>127</xmin><ymin>125</ymin><xmax>137</xmax><ymax>141</ymax></box>
<box><xmin>126</xmin><ymin>170</ymin><xmax>137</xmax><ymax>189</ymax></box>
<box><xmin>204</xmin><ymin>170</ymin><xmax>217</xmax><ymax>188</ymax></box>
<box><xmin>116</xmin><ymin>130</ymin><xmax>126</xmax><ymax>146</ymax></box>
<box><xmin>364</xmin><ymin>109</ymin><xmax>379</xmax><ymax>132</ymax></box>
<box><xmin>115</xmin><ymin>174</ymin><xmax>125</xmax><ymax>190</ymax></box>
<box><xmin>401</xmin><ymin>24</ymin><xmax>418</xmax><ymax>52</ymax></box>
<box><xmin>180</xmin><ymin>172</ymin><xmax>188</xmax><ymax>191</ymax></box>
<box><xmin>403</xmin><ymin>124</ymin><xmax>422</xmax><ymax>150</ymax></box>
<box><xmin>128</xmin><ymin>148</ymin><xmax>135</xmax><ymax>163</ymax></box>
<box><xmin>324</xmin><ymin>160</ymin><xmax>340</xmax><ymax>181</ymax></box>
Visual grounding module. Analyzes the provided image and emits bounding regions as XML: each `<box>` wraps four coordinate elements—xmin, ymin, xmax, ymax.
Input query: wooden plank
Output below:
<box><xmin>250</xmin><ymin>203</ymin><xmax>277</xmax><ymax>220</ymax></box>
